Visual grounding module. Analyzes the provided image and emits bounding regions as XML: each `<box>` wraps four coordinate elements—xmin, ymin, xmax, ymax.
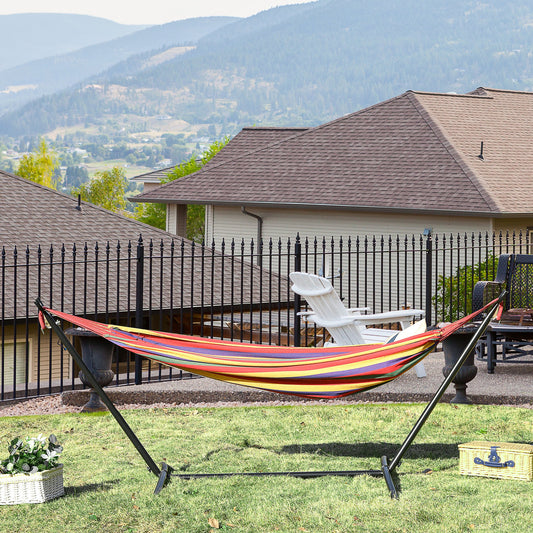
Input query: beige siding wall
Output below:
<box><xmin>207</xmin><ymin>206</ymin><xmax>494</xmax><ymax>244</ymax></box>
<box><xmin>166</xmin><ymin>204</ymin><xmax>187</xmax><ymax>237</ymax></box>
<box><xmin>142</xmin><ymin>182</ymin><xmax>161</xmax><ymax>194</ymax></box>
<box><xmin>179</xmin><ymin>205</ymin><xmax>533</xmax><ymax>245</ymax></box>
<box><xmin>493</xmin><ymin>217</ymin><xmax>533</xmax><ymax>235</ymax></box>
<box><xmin>166</xmin><ymin>204</ymin><xmax>177</xmax><ymax>234</ymax></box>
<box><xmin>200</xmin><ymin>207</ymin><xmax>494</xmax><ymax>313</ymax></box>
<box><xmin>170</xmin><ymin>205</ymin><xmax>533</xmax><ymax>315</ymax></box>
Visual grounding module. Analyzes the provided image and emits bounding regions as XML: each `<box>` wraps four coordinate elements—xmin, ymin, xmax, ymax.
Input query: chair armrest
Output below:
<box><xmin>472</xmin><ymin>281</ymin><xmax>504</xmax><ymax>311</ymax></box>
<box><xmin>297</xmin><ymin>311</ymin><xmax>315</xmax><ymax>322</ymax></box>
<box><xmin>298</xmin><ymin>308</ymin><xmax>369</xmax><ymax>321</ymax></box>
<box><xmin>298</xmin><ymin>311</ymin><xmax>368</xmax><ymax>329</ymax></box>
<box><xmin>347</xmin><ymin>309</ymin><xmax>425</xmax><ymax>326</ymax></box>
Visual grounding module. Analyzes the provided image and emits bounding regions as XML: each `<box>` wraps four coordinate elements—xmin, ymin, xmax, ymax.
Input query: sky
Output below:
<box><xmin>0</xmin><ymin>1</ymin><xmax>316</xmax><ymax>25</ymax></box>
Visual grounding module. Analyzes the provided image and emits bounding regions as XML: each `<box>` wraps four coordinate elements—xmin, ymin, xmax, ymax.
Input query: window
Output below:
<box><xmin>1</xmin><ymin>342</ymin><xmax>29</xmax><ymax>385</ymax></box>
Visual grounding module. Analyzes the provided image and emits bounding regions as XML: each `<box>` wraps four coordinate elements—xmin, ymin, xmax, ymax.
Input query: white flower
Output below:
<box><xmin>5</xmin><ymin>463</ymin><xmax>13</xmax><ymax>472</ymax></box>
<box><xmin>41</xmin><ymin>450</ymin><xmax>58</xmax><ymax>462</ymax></box>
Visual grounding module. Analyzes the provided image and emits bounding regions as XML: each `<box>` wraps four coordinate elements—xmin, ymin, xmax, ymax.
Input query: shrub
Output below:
<box><xmin>433</xmin><ymin>253</ymin><xmax>498</xmax><ymax>322</ymax></box>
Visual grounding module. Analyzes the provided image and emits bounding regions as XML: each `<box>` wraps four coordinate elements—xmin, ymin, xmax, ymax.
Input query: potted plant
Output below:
<box><xmin>0</xmin><ymin>434</ymin><xmax>64</xmax><ymax>505</ymax></box>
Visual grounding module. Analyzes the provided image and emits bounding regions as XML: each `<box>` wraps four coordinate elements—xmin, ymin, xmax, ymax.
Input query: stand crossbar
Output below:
<box><xmin>35</xmin><ymin>295</ymin><xmax>503</xmax><ymax>499</ymax></box>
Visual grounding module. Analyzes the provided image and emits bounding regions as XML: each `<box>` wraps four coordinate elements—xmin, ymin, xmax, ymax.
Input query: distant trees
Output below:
<box><xmin>64</xmin><ymin>165</ymin><xmax>89</xmax><ymax>190</ymax></box>
<box><xmin>74</xmin><ymin>166</ymin><xmax>128</xmax><ymax>213</ymax></box>
<box><xmin>134</xmin><ymin>137</ymin><xmax>229</xmax><ymax>241</ymax></box>
<box><xmin>17</xmin><ymin>139</ymin><xmax>59</xmax><ymax>189</ymax></box>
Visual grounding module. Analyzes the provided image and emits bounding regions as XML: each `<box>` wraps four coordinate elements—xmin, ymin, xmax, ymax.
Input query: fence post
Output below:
<box><xmin>293</xmin><ymin>234</ymin><xmax>301</xmax><ymax>347</ymax></box>
<box><xmin>424</xmin><ymin>229</ymin><xmax>433</xmax><ymax>327</ymax></box>
<box><xmin>135</xmin><ymin>235</ymin><xmax>144</xmax><ymax>385</ymax></box>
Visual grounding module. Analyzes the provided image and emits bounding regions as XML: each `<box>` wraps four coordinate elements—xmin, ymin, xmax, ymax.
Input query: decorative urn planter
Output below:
<box><xmin>442</xmin><ymin>329</ymin><xmax>478</xmax><ymax>404</ymax></box>
<box><xmin>66</xmin><ymin>327</ymin><xmax>115</xmax><ymax>412</ymax></box>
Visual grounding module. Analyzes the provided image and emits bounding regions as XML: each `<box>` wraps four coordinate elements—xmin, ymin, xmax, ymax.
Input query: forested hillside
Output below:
<box><xmin>1</xmin><ymin>0</ymin><xmax>533</xmax><ymax>138</ymax></box>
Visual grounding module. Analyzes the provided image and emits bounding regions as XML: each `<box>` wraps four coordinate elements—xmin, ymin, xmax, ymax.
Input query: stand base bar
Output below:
<box><xmin>172</xmin><ymin>469</ymin><xmax>384</xmax><ymax>479</ymax></box>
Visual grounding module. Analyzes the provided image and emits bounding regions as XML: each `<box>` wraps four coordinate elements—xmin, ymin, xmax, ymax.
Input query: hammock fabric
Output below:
<box><xmin>40</xmin><ymin>302</ymin><xmax>498</xmax><ymax>400</ymax></box>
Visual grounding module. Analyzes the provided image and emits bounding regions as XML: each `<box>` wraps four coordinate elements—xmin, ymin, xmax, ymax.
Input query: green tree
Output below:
<box><xmin>74</xmin><ymin>166</ymin><xmax>128</xmax><ymax>213</ymax></box>
<box><xmin>17</xmin><ymin>138</ymin><xmax>59</xmax><ymax>189</ymax></box>
<box><xmin>65</xmin><ymin>165</ymin><xmax>89</xmax><ymax>190</ymax></box>
<box><xmin>134</xmin><ymin>137</ymin><xmax>229</xmax><ymax>241</ymax></box>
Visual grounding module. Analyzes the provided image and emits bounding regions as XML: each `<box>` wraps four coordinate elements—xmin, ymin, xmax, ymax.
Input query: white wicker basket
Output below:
<box><xmin>0</xmin><ymin>465</ymin><xmax>64</xmax><ymax>505</ymax></box>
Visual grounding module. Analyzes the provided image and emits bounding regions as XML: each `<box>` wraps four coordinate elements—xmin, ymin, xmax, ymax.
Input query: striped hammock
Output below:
<box><xmin>40</xmin><ymin>303</ymin><xmax>496</xmax><ymax>400</ymax></box>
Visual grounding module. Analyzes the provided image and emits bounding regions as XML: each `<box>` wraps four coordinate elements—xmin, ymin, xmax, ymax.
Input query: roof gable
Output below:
<box><xmin>412</xmin><ymin>88</ymin><xmax>533</xmax><ymax>213</ymax></box>
<box><xmin>135</xmin><ymin>92</ymin><xmax>496</xmax><ymax>214</ymax></box>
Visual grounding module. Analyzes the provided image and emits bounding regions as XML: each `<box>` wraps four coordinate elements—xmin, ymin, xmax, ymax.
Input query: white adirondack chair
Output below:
<box><xmin>290</xmin><ymin>271</ymin><xmax>427</xmax><ymax>378</ymax></box>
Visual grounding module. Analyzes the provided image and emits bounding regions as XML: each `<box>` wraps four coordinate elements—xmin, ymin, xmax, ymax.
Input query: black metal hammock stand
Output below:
<box><xmin>35</xmin><ymin>295</ymin><xmax>503</xmax><ymax>499</ymax></box>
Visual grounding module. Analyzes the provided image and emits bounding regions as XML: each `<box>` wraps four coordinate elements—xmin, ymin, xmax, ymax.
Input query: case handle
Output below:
<box><xmin>474</xmin><ymin>446</ymin><xmax>515</xmax><ymax>468</ymax></box>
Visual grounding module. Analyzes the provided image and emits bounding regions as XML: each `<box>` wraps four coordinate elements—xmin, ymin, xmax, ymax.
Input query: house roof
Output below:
<box><xmin>133</xmin><ymin>88</ymin><xmax>533</xmax><ymax>217</ymax></box>
<box><xmin>0</xmin><ymin>171</ymin><xmax>287</xmax><ymax>318</ymax></box>
<box><xmin>0</xmin><ymin>170</ymin><xmax>175</xmax><ymax>249</ymax></box>
<box><xmin>205</xmin><ymin>127</ymin><xmax>309</xmax><ymax>166</ymax></box>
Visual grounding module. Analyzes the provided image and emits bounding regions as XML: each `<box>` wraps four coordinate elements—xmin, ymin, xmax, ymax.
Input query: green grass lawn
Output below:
<box><xmin>0</xmin><ymin>403</ymin><xmax>532</xmax><ymax>532</ymax></box>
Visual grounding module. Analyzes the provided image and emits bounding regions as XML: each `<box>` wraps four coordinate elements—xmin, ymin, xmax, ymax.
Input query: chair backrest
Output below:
<box><xmin>289</xmin><ymin>272</ymin><xmax>367</xmax><ymax>345</ymax></box>
<box><xmin>473</xmin><ymin>254</ymin><xmax>533</xmax><ymax>312</ymax></box>
<box><xmin>507</xmin><ymin>254</ymin><xmax>533</xmax><ymax>309</ymax></box>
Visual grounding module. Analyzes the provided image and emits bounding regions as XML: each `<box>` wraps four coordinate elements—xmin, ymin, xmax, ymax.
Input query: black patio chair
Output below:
<box><xmin>473</xmin><ymin>254</ymin><xmax>533</xmax><ymax>372</ymax></box>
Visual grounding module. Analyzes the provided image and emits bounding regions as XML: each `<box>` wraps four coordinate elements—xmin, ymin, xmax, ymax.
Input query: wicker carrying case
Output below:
<box><xmin>459</xmin><ymin>442</ymin><xmax>533</xmax><ymax>481</ymax></box>
<box><xmin>0</xmin><ymin>465</ymin><xmax>64</xmax><ymax>505</ymax></box>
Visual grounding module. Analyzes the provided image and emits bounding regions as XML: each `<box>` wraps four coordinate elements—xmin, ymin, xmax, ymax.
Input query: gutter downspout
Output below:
<box><xmin>241</xmin><ymin>206</ymin><xmax>263</xmax><ymax>266</ymax></box>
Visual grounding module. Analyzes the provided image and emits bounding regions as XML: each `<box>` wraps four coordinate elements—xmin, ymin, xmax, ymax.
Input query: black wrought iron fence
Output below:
<box><xmin>1</xmin><ymin>230</ymin><xmax>530</xmax><ymax>401</ymax></box>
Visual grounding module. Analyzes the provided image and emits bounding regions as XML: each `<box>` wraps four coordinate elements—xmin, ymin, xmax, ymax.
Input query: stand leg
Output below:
<box><xmin>154</xmin><ymin>463</ymin><xmax>173</xmax><ymax>495</ymax></box>
<box><xmin>487</xmin><ymin>331</ymin><xmax>496</xmax><ymax>373</ymax></box>
<box><xmin>381</xmin><ymin>456</ymin><xmax>398</xmax><ymax>499</ymax></box>
<box><xmin>36</xmin><ymin>300</ymin><xmax>167</xmax><ymax>493</ymax></box>
<box><xmin>387</xmin><ymin>298</ymin><xmax>502</xmax><ymax>475</ymax></box>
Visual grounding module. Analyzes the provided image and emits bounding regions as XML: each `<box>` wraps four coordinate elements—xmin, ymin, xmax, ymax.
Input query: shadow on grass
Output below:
<box><xmin>277</xmin><ymin>442</ymin><xmax>458</xmax><ymax>460</ymax></box>
<box><xmin>64</xmin><ymin>479</ymin><xmax>120</xmax><ymax>497</ymax></box>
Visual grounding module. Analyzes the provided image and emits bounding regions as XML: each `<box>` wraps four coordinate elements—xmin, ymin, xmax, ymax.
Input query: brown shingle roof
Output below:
<box><xmin>134</xmin><ymin>88</ymin><xmax>533</xmax><ymax>216</ymax></box>
<box><xmin>0</xmin><ymin>170</ymin><xmax>175</xmax><ymax>248</ymax></box>
<box><xmin>0</xmin><ymin>171</ymin><xmax>287</xmax><ymax>318</ymax></box>
<box><xmin>204</xmin><ymin>127</ymin><xmax>309</xmax><ymax>167</ymax></box>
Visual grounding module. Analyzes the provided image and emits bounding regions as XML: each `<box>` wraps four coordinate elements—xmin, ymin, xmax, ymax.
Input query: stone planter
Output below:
<box><xmin>0</xmin><ymin>465</ymin><xmax>64</xmax><ymax>505</ymax></box>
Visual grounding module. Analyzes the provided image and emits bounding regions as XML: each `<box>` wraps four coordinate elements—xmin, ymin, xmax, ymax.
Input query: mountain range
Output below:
<box><xmin>0</xmin><ymin>13</ymin><xmax>147</xmax><ymax>71</ymax></box>
<box><xmin>1</xmin><ymin>0</ymin><xmax>533</xmax><ymax>139</ymax></box>
<box><xmin>0</xmin><ymin>15</ymin><xmax>238</xmax><ymax>114</ymax></box>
